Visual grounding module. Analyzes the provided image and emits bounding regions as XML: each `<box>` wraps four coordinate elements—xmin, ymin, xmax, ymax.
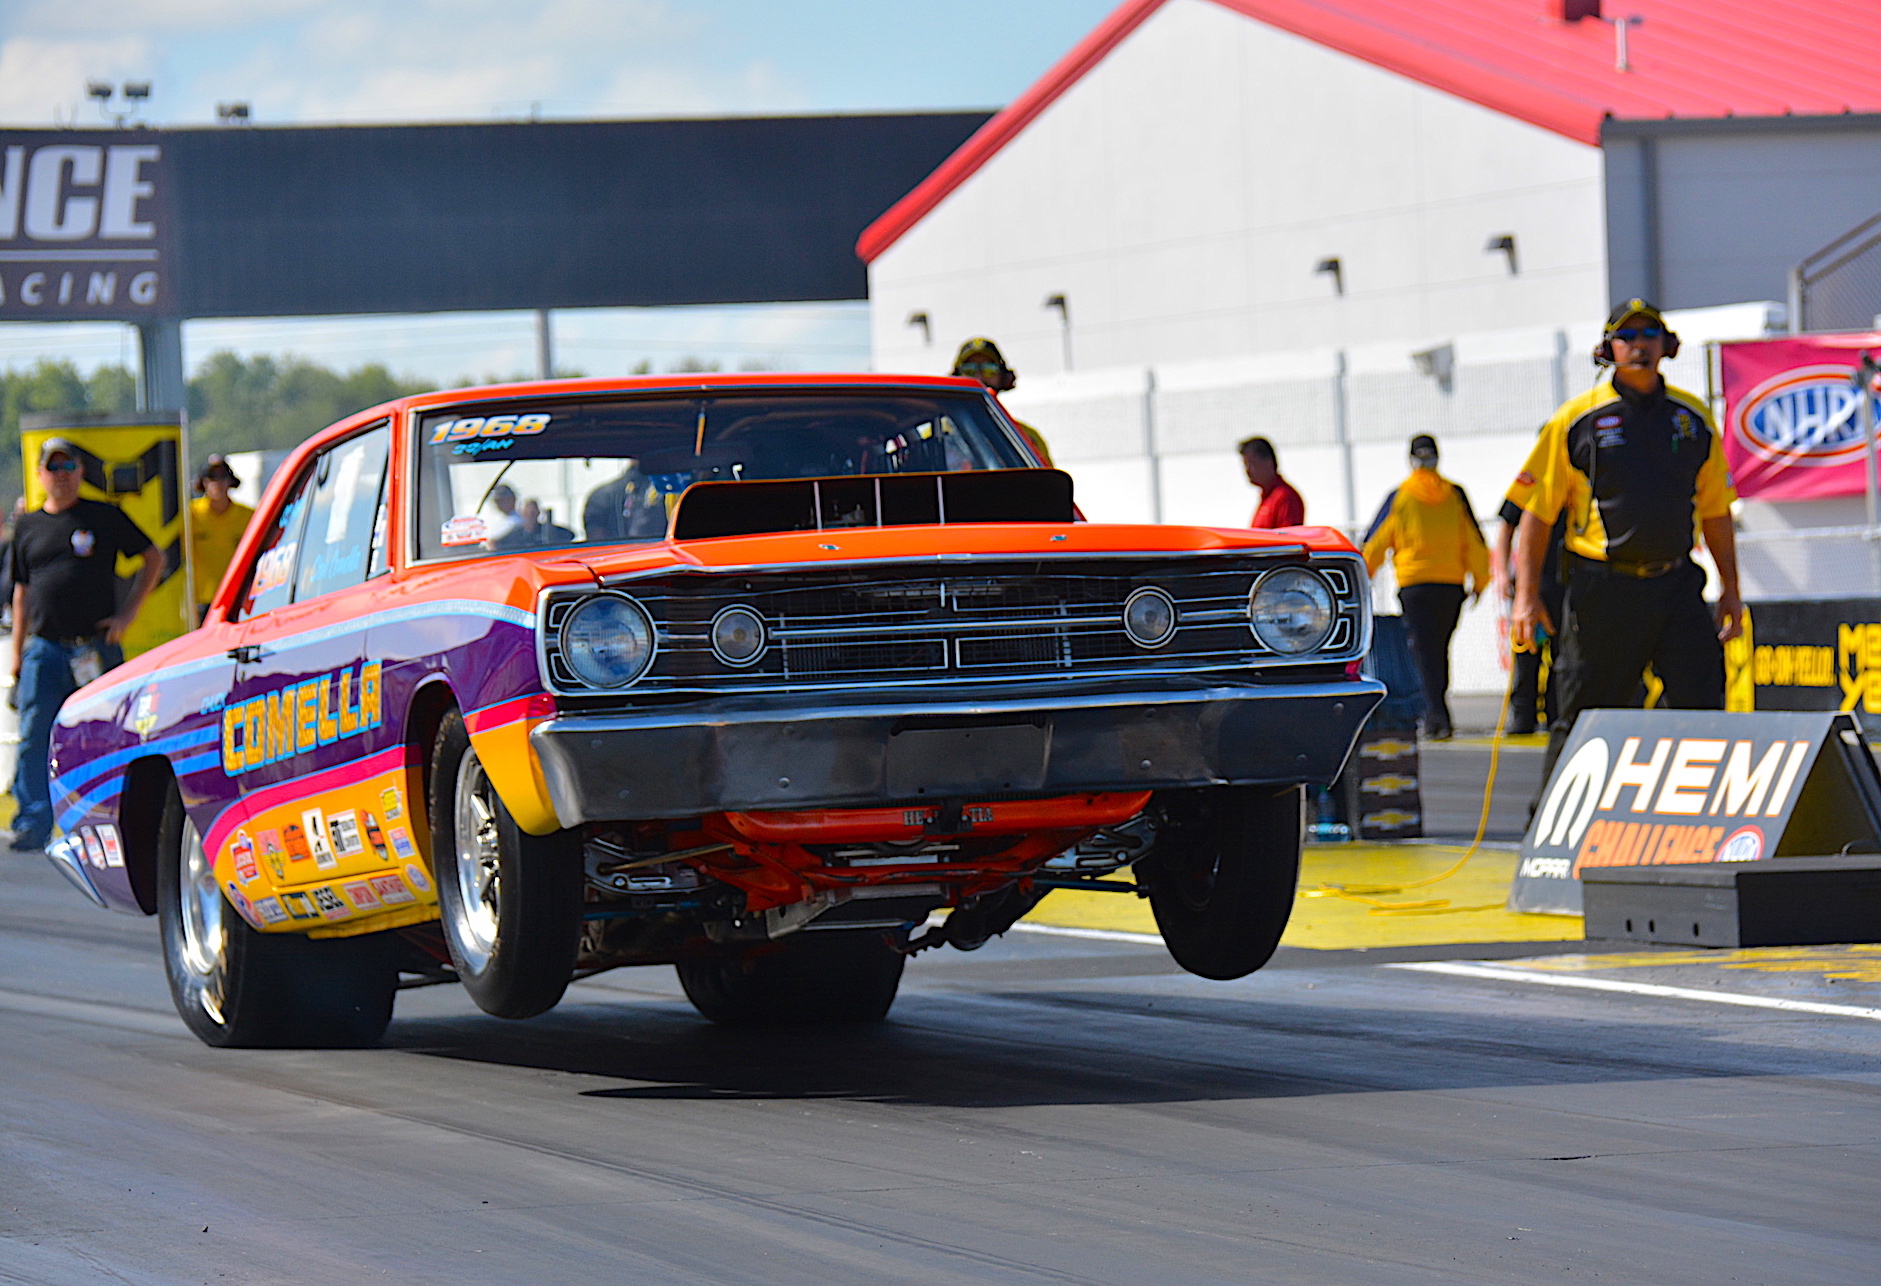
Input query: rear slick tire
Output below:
<box><xmin>677</xmin><ymin>931</ymin><xmax>906</xmax><ymax>1025</ymax></box>
<box><xmin>157</xmin><ymin>780</ymin><xmax>395</xmax><ymax>1048</ymax></box>
<box><xmin>429</xmin><ymin>710</ymin><xmax>583</xmax><ymax>1019</ymax></box>
<box><xmin>1140</xmin><ymin>785</ymin><xmax>1301</xmax><ymax>982</ymax></box>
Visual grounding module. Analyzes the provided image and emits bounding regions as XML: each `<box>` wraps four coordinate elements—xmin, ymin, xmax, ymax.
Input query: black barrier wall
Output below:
<box><xmin>1730</xmin><ymin>599</ymin><xmax>1881</xmax><ymax>717</ymax></box>
<box><xmin>0</xmin><ymin>113</ymin><xmax>992</xmax><ymax>323</ymax></box>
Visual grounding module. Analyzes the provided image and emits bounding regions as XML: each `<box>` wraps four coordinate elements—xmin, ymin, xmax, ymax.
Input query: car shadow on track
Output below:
<box><xmin>379</xmin><ymin>979</ymin><xmax>1863</xmax><ymax>1111</ymax></box>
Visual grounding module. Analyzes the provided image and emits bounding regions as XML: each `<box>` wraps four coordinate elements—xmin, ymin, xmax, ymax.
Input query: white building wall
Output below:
<box><xmin>868</xmin><ymin>0</ymin><xmax>1608</xmax><ymax>380</ymax></box>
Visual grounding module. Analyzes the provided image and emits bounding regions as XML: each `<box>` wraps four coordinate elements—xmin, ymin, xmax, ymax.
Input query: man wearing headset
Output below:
<box><xmin>1509</xmin><ymin>299</ymin><xmax>1744</xmax><ymax>784</ymax></box>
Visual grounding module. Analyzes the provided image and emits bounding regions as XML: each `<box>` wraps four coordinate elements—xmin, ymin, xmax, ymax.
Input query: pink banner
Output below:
<box><xmin>1720</xmin><ymin>333</ymin><xmax>1881</xmax><ymax>500</ymax></box>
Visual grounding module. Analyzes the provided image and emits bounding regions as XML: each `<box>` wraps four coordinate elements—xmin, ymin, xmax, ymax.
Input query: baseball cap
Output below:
<box><xmin>196</xmin><ymin>454</ymin><xmax>241</xmax><ymax>486</ymax></box>
<box><xmin>1409</xmin><ymin>433</ymin><xmax>1439</xmax><ymax>460</ymax></box>
<box><xmin>1605</xmin><ymin>298</ymin><xmax>1667</xmax><ymax>333</ymax></box>
<box><xmin>37</xmin><ymin>436</ymin><xmax>79</xmax><ymax>467</ymax></box>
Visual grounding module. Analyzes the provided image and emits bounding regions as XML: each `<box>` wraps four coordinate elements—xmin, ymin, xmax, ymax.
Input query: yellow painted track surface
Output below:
<box><xmin>1027</xmin><ymin>843</ymin><xmax>1585</xmax><ymax>949</ymax></box>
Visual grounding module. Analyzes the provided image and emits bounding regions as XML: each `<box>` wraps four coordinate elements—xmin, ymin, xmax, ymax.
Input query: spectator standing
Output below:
<box><xmin>1363</xmin><ymin>434</ymin><xmax>1489</xmax><ymax>741</ymax></box>
<box><xmin>189</xmin><ymin>455</ymin><xmax>254</xmax><ymax>622</ymax></box>
<box><xmin>1239</xmin><ymin>436</ymin><xmax>1305</xmax><ymax>528</ymax></box>
<box><xmin>952</xmin><ymin>337</ymin><xmax>1054</xmax><ymax>465</ymax></box>
<box><xmin>8</xmin><ymin>439</ymin><xmax>162</xmax><ymax>850</ymax></box>
<box><xmin>1511</xmin><ymin>299</ymin><xmax>1742</xmax><ymax>785</ymax></box>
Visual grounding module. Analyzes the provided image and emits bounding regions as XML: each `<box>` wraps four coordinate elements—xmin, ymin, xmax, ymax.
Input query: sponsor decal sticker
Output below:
<box><xmin>96</xmin><ymin>824</ymin><xmax>123</xmax><ymax>868</ymax></box>
<box><xmin>310</xmin><ymin>885</ymin><xmax>350</xmax><ymax>921</ymax></box>
<box><xmin>404</xmin><ymin>862</ymin><xmax>432</xmax><ymax>893</ymax></box>
<box><xmin>380</xmin><ymin>787</ymin><xmax>403</xmax><ymax>821</ymax></box>
<box><xmin>80</xmin><ymin>827</ymin><xmax>106</xmax><ymax>870</ymax></box>
<box><xmin>226</xmin><ymin>881</ymin><xmax>258</xmax><ymax>926</ymax></box>
<box><xmin>368</xmin><ymin>874</ymin><xmax>415</xmax><ymax>905</ymax></box>
<box><xmin>440</xmin><ymin>516</ymin><xmax>488</xmax><ymax>547</ymax></box>
<box><xmin>254</xmin><ymin>896</ymin><xmax>288</xmax><ymax>925</ymax></box>
<box><xmin>389</xmin><ymin>825</ymin><xmax>417</xmax><ymax>859</ymax></box>
<box><xmin>302</xmin><ymin>808</ymin><xmax>337</xmax><ymax>868</ymax></box>
<box><xmin>259</xmin><ymin>829</ymin><xmax>286</xmax><ymax>881</ymax></box>
<box><xmin>250</xmin><ymin>541</ymin><xmax>296</xmax><ymax>596</ymax></box>
<box><xmin>341</xmin><ymin>879</ymin><xmax>381</xmax><ymax>911</ymax></box>
<box><xmin>231</xmin><ymin>829</ymin><xmax>259</xmax><ymax>883</ymax></box>
<box><xmin>131</xmin><ymin>687</ymin><xmax>160</xmax><ymax>737</ymax></box>
<box><xmin>281</xmin><ymin>890</ymin><xmax>318</xmax><ymax>920</ymax></box>
<box><xmin>327</xmin><ymin>810</ymin><xmax>364</xmax><ymax>858</ymax></box>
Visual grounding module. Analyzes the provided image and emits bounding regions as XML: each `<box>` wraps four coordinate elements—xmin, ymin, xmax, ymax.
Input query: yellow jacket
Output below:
<box><xmin>1362</xmin><ymin>469</ymin><xmax>1489</xmax><ymax>590</ymax></box>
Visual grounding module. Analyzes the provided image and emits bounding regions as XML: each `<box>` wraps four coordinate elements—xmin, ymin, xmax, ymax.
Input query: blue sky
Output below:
<box><xmin>0</xmin><ymin>0</ymin><xmax>1118</xmax><ymax>382</ymax></box>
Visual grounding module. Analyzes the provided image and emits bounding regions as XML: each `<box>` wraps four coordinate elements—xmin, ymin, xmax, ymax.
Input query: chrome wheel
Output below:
<box><xmin>176</xmin><ymin>814</ymin><xmax>228</xmax><ymax>1021</ymax></box>
<box><xmin>449</xmin><ymin>749</ymin><xmax>502</xmax><ymax>973</ymax></box>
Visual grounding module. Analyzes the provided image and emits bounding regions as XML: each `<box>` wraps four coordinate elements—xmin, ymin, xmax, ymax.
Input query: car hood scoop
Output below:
<box><xmin>670</xmin><ymin>468</ymin><xmax>1075</xmax><ymax>541</ymax></box>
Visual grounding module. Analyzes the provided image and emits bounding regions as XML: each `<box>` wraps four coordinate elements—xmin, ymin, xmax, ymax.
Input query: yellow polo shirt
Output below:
<box><xmin>190</xmin><ymin>497</ymin><xmax>254</xmax><ymax>606</ymax></box>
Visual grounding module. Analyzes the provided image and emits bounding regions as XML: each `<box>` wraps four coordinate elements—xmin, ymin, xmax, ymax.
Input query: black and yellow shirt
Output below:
<box><xmin>1514</xmin><ymin>377</ymin><xmax>1735</xmax><ymax>567</ymax></box>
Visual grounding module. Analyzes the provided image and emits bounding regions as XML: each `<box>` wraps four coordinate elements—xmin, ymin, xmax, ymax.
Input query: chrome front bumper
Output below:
<box><xmin>530</xmin><ymin>677</ymin><xmax>1384</xmax><ymax>825</ymax></box>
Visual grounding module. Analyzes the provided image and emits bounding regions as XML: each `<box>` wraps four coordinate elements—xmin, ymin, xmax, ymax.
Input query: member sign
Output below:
<box><xmin>0</xmin><ymin>131</ymin><xmax>171</xmax><ymax>320</ymax></box>
<box><xmin>1509</xmin><ymin>710</ymin><xmax>1881</xmax><ymax>915</ymax></box>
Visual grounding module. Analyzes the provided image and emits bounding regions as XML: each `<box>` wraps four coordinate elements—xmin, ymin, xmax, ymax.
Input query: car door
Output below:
<box><xmin>219</xmin><ymin>424</ymin><xmax>409</xmax><ymax>928</ymax></box>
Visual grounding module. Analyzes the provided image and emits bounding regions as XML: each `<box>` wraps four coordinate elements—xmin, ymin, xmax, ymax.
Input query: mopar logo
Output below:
<box><xmin>1732</xmin><ymin>366</ymin><xmax>1869</xmax><ymax>465</ymax></box>
<box><xmin>1533</xmin><ymin>737</ymin><xmax>1608</xmax><ymax>849</ymax></box>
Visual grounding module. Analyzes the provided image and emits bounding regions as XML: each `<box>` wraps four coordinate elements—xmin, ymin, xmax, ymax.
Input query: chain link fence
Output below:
<box><xmin>1791</xmin><ymin>212</ymin><xmax>1881</xmax><ymax>334</ymax></box>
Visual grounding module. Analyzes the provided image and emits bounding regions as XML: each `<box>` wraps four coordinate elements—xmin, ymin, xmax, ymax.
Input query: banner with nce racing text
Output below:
<box><xmin>1509</xmin><ymin>710</ymin><xmax>1881</xmax><ymax>915</ymax></box>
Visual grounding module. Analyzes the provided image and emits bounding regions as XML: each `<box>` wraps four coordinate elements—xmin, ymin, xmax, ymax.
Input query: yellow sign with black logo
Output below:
<box><xmin>20</xmin><ymin>416</ymin><xmax>190</xmax><ymax>658</ymax></box>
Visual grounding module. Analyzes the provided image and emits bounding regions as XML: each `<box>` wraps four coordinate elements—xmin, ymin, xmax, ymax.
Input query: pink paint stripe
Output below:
<box><xmin>202</xmin><ymin>745</ymin><xmax>415</xmax><ymax>857</ymax></box>
<box><xmin>465</xmin><ymin>694</ymin><xmax>547</xmax><ymax>735</ymax></box>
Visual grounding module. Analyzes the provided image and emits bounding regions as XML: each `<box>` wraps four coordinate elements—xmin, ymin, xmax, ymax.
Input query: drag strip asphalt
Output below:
<box><xmin>2</xmin><ymin>848</ymin><xmax>1878</xmax><ymax>1285</ymax></box>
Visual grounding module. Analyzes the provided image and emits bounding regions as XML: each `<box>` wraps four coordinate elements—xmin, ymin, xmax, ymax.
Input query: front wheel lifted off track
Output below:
<box><xmin>677</xmin><ymin>931</ymin><xmax>906</xmax><ymax>1025</ymax></box>
<box><xmin>157</xmin><ymin>779</ymin><xmax>395</xmax><ymax>1048</ymax></box>
<box><xmin>429</xmin><ymin>709</ymin><xmax>583</xmax><ymax>1019</ymax></box>
<box><xmin>1138</xmin><ymin>785</ymin><xmax>1301</xmax><ymax>981</ymax></box>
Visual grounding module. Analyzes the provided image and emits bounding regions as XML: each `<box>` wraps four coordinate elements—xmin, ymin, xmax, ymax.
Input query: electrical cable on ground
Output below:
<box><xmin>1303</xmin><ymin>635</ymin><xmax>1527</xmax><ymax>915</ymax></box>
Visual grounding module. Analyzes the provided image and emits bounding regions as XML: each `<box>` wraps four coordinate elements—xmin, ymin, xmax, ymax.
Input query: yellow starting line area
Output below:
<box><xmin>1027</xmin><ymin>843</ymin><xmax>1580</xmax><ymax>950</ymax></box>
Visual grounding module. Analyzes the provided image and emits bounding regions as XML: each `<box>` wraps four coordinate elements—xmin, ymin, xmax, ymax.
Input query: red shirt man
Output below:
<box><xmin>1240</xmin><ymin>436</ymin><xmax>1304</xmax><ymax>528</ymax></box>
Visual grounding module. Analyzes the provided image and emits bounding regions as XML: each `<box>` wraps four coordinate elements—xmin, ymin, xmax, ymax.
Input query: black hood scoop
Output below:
<box><xmin>670</xmin><ymin>468</ymin><xmax>1075</xmax><ymax>541</ymax></box>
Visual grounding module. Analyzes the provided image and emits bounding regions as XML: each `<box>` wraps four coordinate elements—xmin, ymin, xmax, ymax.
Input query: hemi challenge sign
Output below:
<box><xmin>0</xmin><ymin>132</ymin><xmax>170</xmax><ymax>320</ymax></box>
<box><xmin>1509</xmin><ymin>710</ymin><xmax>1881</xmax><ymax>915</ymax></box>
<box><xmin>1720</xmin><ymin>334</ymin><xmax>1881</xmax><ymax>501</ymax></box>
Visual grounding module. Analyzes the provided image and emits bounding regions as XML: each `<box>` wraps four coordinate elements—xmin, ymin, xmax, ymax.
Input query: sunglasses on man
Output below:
<box><xmin>1610</xmin><ymin>326</ymin><xmax>1664</xmax><ymax>343</ymax></box>
<box><xmin>42</xmin><ymin>459</ymin><xmax>79</xmax><ymax>474</ymax></box>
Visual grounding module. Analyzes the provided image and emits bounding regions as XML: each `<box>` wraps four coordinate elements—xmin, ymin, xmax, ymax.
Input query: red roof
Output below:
<box><xmin>859</xmin><ymin>0</ymin><xmax>1881</xmax><ymax>262</ymax></box>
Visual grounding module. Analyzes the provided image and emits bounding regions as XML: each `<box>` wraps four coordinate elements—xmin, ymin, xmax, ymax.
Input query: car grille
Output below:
<box><xmin>539</xmin><ymin>553</ymin><xmax>1367</xmax><ymax>696</ymax></box>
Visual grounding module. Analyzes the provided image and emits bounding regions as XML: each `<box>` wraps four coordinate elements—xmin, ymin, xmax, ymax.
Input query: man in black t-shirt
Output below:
<box><xmin>7</xmin><ymin>438</ymin><xmax>162</xmax><ymax>850</ymax></box>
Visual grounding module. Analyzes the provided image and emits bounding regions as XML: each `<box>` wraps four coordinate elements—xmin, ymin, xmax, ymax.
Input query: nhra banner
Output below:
<box><xmin>1719</xmin><ymin>333</ymin><xmax>1881</xmax><ymax>500</ymax></box>
<box><xmin>1509</xmin><ymin>709</ymin><xmax>1881</xmax><ymax>915</ymax></box>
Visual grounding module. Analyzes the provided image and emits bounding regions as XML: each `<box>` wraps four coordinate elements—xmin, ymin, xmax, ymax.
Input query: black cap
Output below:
<box><xmin>1605</xmin><ymin>298</ymin><xmax>1667</xmax><ymax>333</ymax></box>
<box><xmin>1409</xmin><ymin>434</ymin><xmax>1439</xmax><ymax>460</ymax></box>
<box><xmin>194</xmin><ymin>453</ymin><xmax>241</xmax><ymax>494</ymax></box>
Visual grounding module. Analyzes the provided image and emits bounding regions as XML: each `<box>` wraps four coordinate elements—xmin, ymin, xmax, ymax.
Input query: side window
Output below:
<box><xmin>293</xmin><ymin>424</ymin><xmax>391</xmax><ymax>603</ymax></box>
<box><xmin>237</xmin><ymin>464</ymin><xmax>317</xmax><ymax>621</ymax></box>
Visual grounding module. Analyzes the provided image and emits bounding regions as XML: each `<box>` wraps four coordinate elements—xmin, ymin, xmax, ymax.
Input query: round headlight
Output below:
<box><xmin>710</xmin><ymin>605</ymin><xmax>767</xmax><ymax>667</ymax></box>
<box><xmin>561</xmin><ymin>595</ymin><xmax>655</xmax><ymax>688</ymax></box>
<box><xmin>1122</xmin><ymin>586</ymin><xmax>1178</xmax><ymax>649</ymax></box>
<box><xmin>1249</xmin><ymin>569</ymin><xmax>1335</xmax><ymax>654</ymax></box>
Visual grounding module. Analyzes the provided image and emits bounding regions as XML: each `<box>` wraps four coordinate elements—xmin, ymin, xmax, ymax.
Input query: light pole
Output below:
<box><xmin>1044</xmin><ymin>293</ymin><xmax>1071</xmax><ymax>372</ymax></box>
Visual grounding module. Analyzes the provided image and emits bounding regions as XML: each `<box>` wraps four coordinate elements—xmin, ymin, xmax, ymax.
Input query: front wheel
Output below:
<box><xmin>677</xmin><ymin>931</ymin><xmax>906</xmax><ymax>1025</ymax></box>
<box><xmin>157</xmin><ymin>780</ymin><xmax>395</xmax><ymax>1048</ymax></box>
<box><xmin>1138</xmin><ymin>786</ymin><xmax>1301</xmax><ymax>981</ymax></box>
<box><xmin>429</xmin><ymin>710</ymin><xmax>583</xmax><ymax>1019</ymax></box>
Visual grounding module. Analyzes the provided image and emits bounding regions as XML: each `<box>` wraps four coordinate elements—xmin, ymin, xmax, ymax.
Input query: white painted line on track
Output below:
<box><xmin>1010</xmin><ymin>922</ymin><xmax>1164</xmax><ymax>946</ymax></box>
<box><xmin>1390</xmin><ymin>960</ymin><xmax>1881</xmax><ymax>1022</ymax></box>
<box><xmin>0</xmin><ymin>987</ymin><xmax>184</xmax><ymax>1036</ymax></box>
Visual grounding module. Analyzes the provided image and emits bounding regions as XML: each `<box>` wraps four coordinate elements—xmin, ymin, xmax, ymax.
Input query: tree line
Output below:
<box><xmin>0</xmin><ymin>353</ymin><xmax>434</xmax><ymax>499</ymax></box>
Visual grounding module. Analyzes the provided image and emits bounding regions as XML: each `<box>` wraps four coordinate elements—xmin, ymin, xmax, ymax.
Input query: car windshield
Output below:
<box><xmin>413</xmin><ymin>390</ymin><xmax>1030</xmax><ymax>561</ymax></box>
